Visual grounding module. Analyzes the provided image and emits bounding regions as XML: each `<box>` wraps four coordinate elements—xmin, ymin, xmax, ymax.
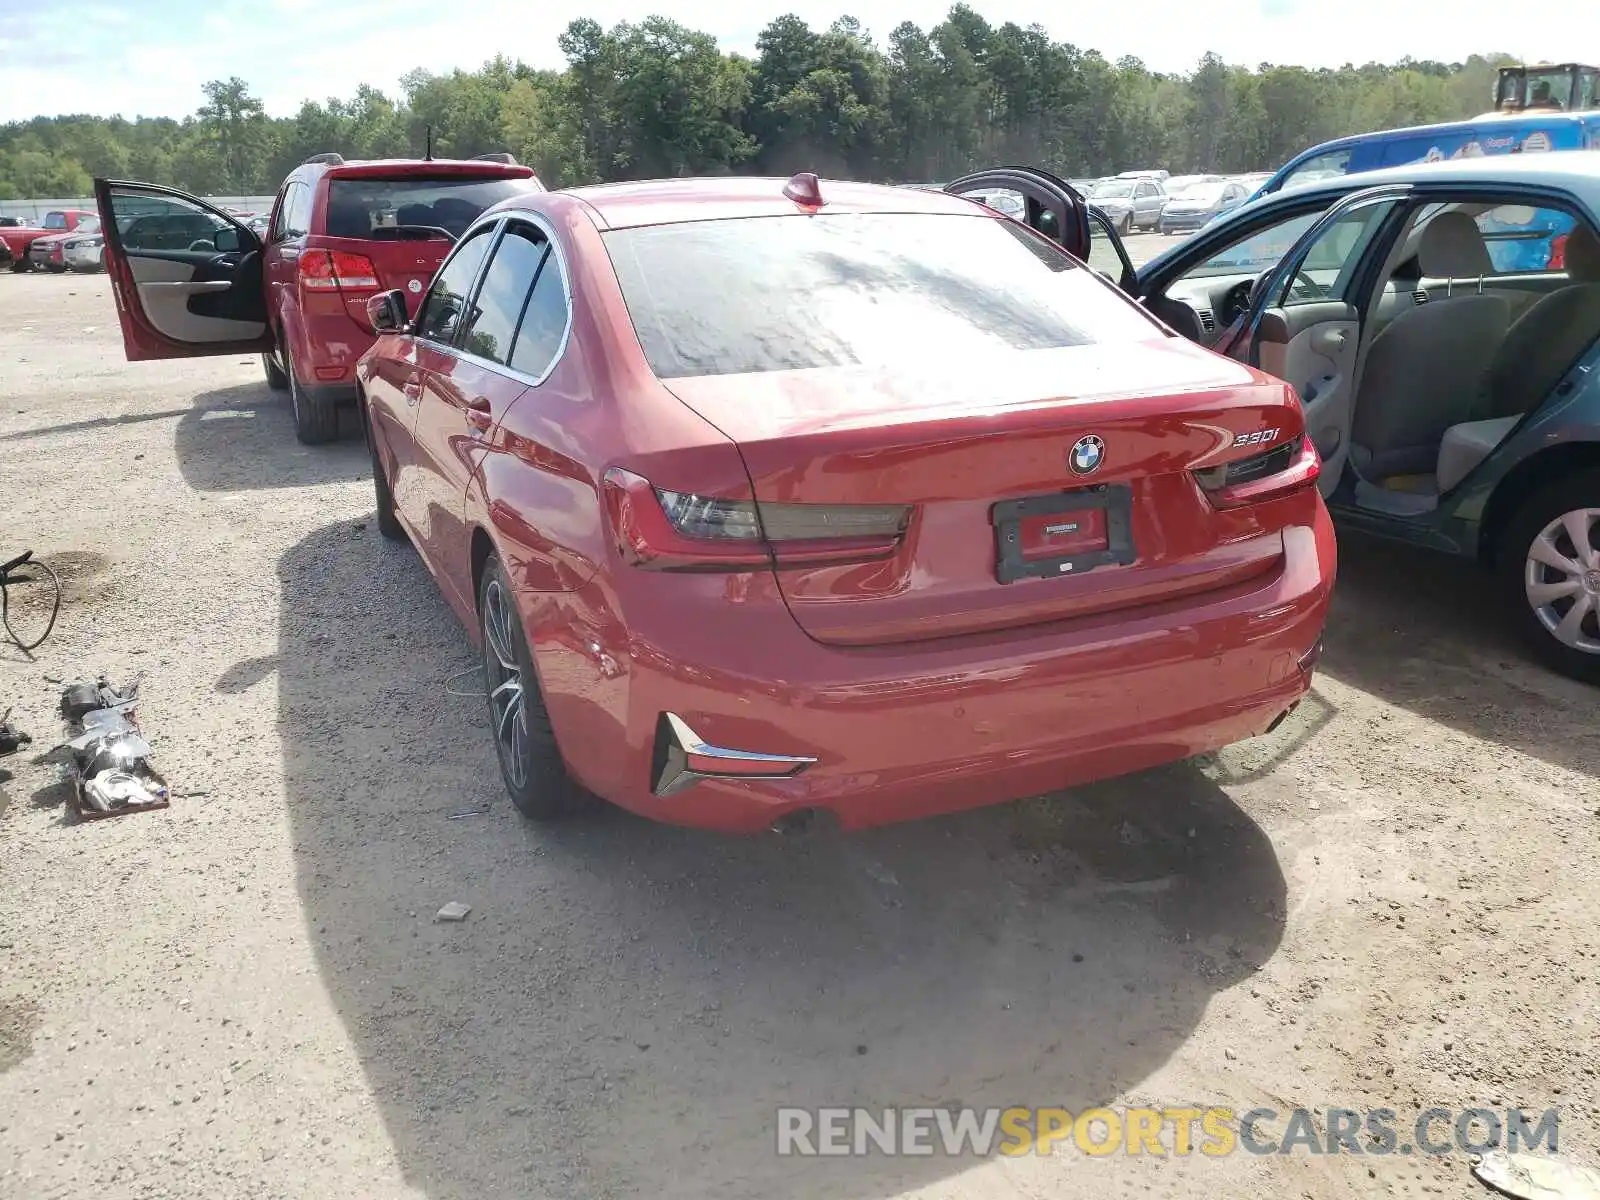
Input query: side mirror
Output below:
<box><xmin>213</xmin><ymin>227</ymin><xmax>242</xmax><ymax>253</ymax></box>
<box><xmin>367</xmin><ymin>289</ymin><xmax>408</xmax><ymax>334</ymax></box>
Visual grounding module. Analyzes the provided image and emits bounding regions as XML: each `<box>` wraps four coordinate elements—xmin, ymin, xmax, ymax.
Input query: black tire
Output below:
<box><xmin>46</xmin><ymin>263</ymin><xmax>67</xmax><ymax>274</ymax></box>
<box><xmin>9</xmin><ymin>257</ymin><xmax>29</xmax><ymax>273</ymax></box>
<box><xmin>1498</xmin><ymin>469</ymin><xmax>1600</xmax><ymax>685</ymax></box>
<box><xmin>262</xmin><ymin>348</ymin><xmax>288</xmax><ymax>392</ymax></box>
<box><xmin>1118</xmin><ymin>212</ymin><xmax>1133</xmax><ymax>235</ymax></box>
<box><xmin>478</xmin><ymin>555</ymin><xmax>582</xmax><ymax>819</ymax></box>
<box><xmin>286</xmin><ymin>354</ymin><xmax>339</xmax><ymax>445</ymax></box>
<box><xmin>361</xmin><ymin>397</ymin><xmax>405</xmax><ymax>541</ymax></box>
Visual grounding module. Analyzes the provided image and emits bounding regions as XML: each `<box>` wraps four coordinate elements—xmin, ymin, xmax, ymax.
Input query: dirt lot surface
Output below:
<box><xmin>2</xmin><ymin>271</ymin><xmax>1597</xmax><ymax>1200</ymax></box>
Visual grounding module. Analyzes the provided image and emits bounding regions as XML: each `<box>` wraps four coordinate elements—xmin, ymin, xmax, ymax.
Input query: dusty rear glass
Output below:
<box><xmin>603</xmin><ymin>212</ymin><xmax>1161</xmax><ymax>379</ymax></box>
<box><xmin>323</xmin><ymin>177</ymin><xmax>534</xmax><ymax>240</ymax></box>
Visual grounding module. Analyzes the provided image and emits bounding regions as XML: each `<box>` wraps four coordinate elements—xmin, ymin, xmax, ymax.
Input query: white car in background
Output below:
<box><xmin>60</xmin><ymin>217</ymin><xmax>108</xmax><ymax>272</ymax></box>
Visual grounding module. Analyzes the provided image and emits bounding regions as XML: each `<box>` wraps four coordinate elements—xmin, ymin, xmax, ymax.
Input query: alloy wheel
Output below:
<box><xmin>1524</xmin><ymin>506</ymin><xmax>1600</xmax><ymax>654</ymax></box>
<box><xmin>483</xmin><ymin>578</ymin><xmax>529</xmax><ymax>789</ymax></box>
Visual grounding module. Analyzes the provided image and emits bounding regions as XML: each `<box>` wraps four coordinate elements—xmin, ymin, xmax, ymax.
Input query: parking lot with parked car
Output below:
<box><xmin>2</xmin><ymin>178</ymin><xmax>1599</xmax><ymax>1198</ymax></box>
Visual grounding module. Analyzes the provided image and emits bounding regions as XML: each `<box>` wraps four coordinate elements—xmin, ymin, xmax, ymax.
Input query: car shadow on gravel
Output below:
<box><xmin>276</xmin><ymin>520</ymin><xmax>1287</xmax><ymax>1200</ymax></box>
<box><xmin>174</xmin><ymin>382</ymin><xmax>366</xmax><ymax>492</ymax></box>
<box><xmin>1318</xmin><ymin>532</ymin><xmax>1599</xmax><ymax>780</ymax></box>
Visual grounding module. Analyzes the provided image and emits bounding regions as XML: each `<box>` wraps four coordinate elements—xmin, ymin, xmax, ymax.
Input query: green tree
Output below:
<box><xmin>197</xmin><ymin>77</ymin><xmax>271</xmax><ymax>191</ymax></box>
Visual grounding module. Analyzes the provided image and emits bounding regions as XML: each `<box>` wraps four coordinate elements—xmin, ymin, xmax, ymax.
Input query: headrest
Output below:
<box><xmin>1563</xmin><ymin>224</ymin><xmax>1600</xmax><ymax>282</ymax></box>
<box><xmin>1418</xmin><ymin>211</ymin><xmax>1492</xmax><ymax>278</ymax></box>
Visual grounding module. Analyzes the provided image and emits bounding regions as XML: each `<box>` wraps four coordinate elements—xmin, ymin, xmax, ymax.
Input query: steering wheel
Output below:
<box><xmin>188</xmin><ymin>238</ymin><xmax>216</xmax><ymax>253</ymax></box>
<box><xmin>1218</xmin><ymin>277</ymin><xmax>1257</xmax><ymax>326</ymax></box>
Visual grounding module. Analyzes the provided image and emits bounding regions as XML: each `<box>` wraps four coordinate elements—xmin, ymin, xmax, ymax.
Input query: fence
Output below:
<box><xmin>0</xmin><ymin>196</ymin><xmax>277</xmax><ymax>223</ymax></box>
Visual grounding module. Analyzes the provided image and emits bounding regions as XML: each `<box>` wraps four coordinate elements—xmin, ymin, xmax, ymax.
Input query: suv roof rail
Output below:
<box><xmin>472</xmin><ymin>152</ymin><xmax>518</xmax><ymax>165</ymax></box>
<box><xmin>303</xmin><ymin>152</ymin><xmax>345</xmax><ymax>165</ymax></box>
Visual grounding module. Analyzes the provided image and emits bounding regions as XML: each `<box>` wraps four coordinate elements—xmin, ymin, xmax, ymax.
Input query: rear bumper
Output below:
<box><xmin>537</xmin><ymin>505</ymin><xmax>1336</xmax><ymax>833</ymax></box>
<box><xmin>291</xmin><ymin>311</ymin><xmax>377</xmax><ymax>389</ymax></box>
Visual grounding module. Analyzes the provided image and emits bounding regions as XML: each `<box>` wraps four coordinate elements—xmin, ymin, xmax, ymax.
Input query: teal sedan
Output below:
<box><xmin>1000</xmin><ymin>157</ymin><xmax>1600</xmax><ymax>682</ymax></box>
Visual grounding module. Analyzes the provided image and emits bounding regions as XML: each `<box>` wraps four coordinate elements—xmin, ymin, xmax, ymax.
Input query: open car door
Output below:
<box><xmin>94</xmin><ymin>179</ymin><xmax>273</xmax><ymax>362</ymax></box>
<box><xmin>944</xmin><ymin>166</ymin><xmax>1135</xmax><ymax>289</ymax></box>
<box><xmin>1223</xmin><ymin>190</ymin><xmax>1406</xmax><ymax>497</ymax></box>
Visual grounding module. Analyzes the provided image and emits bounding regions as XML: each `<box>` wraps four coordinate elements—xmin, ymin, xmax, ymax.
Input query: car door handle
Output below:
<box><xmin>403</xmin><ymin>374</ymin><xmax>423</xmax><ymax>405</ymax></box>
<box><xmin>143</xmin><ymin>280</ymin><xmax>233</xmax><ymax>294</ymax></box>
<box><xmin>465</xmin><ymin>396</ymin><xmax>493</xmax><ymax>433</ymax></box>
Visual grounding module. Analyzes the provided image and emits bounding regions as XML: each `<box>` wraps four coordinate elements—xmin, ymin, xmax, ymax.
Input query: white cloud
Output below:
<box><xmin>3</xmin><ymin>0</ymin><xmax>1598</xmax><ymax>122</ymax></box>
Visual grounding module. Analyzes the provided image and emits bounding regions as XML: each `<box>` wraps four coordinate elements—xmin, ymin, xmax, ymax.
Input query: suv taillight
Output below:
<box><xmin>1193</xmin><ymin>436</ymin><xmax>1320</xmax><ymax>509</ymax></box>
<box><xmin>298</xmin><ymin>249</ymin><xmax>380</xmax><ymax>294</ymax></box>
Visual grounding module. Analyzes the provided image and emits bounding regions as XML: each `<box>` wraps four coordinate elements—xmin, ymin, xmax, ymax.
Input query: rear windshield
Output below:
<box><xmin>44</xmin><ymin>212</ymin><xmax>69</xmax><ymax>229</ymax></box>
<box><xmin>602</xmin><ymin>212</ymin><xmax>1160</xmax><ymax>379</ymax></box>
<box><xmin>324</xmin><ymin>177</ymin><xmax>534</xmax><ymax>240</ymax></box>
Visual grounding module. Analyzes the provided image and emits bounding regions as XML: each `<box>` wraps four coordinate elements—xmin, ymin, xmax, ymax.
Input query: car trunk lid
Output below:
<box><xmin>663</xmin><ymin>339</ymin><xmax>1306</xmax><ymax>646</ymax></box>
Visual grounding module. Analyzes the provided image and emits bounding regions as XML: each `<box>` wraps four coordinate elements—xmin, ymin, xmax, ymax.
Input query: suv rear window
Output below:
<box><xmin>603</xmin><ymin>212</ymin><xmax>1159</xmax><ymax>379</ymax></box>
<box><xmin>323</xmin><ymin>177</ymin><xmax>534</xmax><ymax>240</ymax></box>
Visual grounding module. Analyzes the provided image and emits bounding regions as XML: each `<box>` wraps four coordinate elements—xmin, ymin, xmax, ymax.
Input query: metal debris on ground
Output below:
<box><xmin>448</xmin><ymin>804</ymin><xmax>490</xmax><ymax>819</ymax></box>
<box><xmin>1474</xmin><ymin>1150</ymin><xmax>1600</xmax><ymax>1200</ymax></box>
<box><xmin>436</xmin><ymin>902</ymin><xmax>471</xmax><ymax>922</ymax></box>
<box><xmin>0</xmin><ymin>708</ymin><xmax>31</xmax><ymax>757</ymax></box>
<box><xmin>52</xmin><ymin>674</ymin><xmax>169</xmax><ymax>819</ymax></box>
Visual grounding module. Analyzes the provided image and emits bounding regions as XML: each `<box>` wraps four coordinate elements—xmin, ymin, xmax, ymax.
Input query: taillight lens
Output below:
<box><xmin>1194</xmin><ymin>435</ymin><xmax>1321</xmax><ymax>509</ymax></box>
<box><xmin>604</xmin><ymin>469</ymin><xmax>911</xmax><ymax>570</ymax></box>
<box><xmin>299</xmin><ymin>249</ymin><xmax>380</xmax><ymax>293</ymax></box>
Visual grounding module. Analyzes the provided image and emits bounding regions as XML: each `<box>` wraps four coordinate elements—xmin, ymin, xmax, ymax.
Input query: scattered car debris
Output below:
<box><xmin>53</xmin><ymin>674</ymin><xmax>168</xmax><ymax>819</ymax></box>
<box><xmin>448</xmin><ymin>804</ymin><xmax>490</xmax><ymax>819</ymax></box>
<box><xmin>1474</xmin><ymin>1150</ymin><xmax>1600</xmax><ymax>1199</ymax></box>
<box><xmin>0</xmin><ymin>708</ymin><xmax>31</xmax><ymax>757</ymax></box>
<box><xmin>1</xmin><ymin>549</ymin><xmax>62</xmax><ymax>652</ymax></box>
<box><xmin>436</xmin><ymin>902</ymin><xmax>471</xmax><ymax>922</ymax></box>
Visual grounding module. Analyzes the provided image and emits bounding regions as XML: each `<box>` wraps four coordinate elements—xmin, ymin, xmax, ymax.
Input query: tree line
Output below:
<box><xmin>0</xmin><ymin>7</ymin><xmax>1511</xmax><ymax>199</ymax></box>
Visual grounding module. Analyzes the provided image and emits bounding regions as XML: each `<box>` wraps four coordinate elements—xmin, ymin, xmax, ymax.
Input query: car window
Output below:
<box><xmin>457</xmin><ymin>222</ymin><xmax>549</xmax><ymax>367</ymax></box>
<box><xmin>111</xmin><ymin>193</ymin><xmax>228</xmax><ymax>253</ymax></box>
<box><xmin>323</xmin><ymin>176</ymin><xmax>534</xmax><ymax>240</ymax></box>
<box><xmin>1179</xmin><ymin>210</ymin><xmax>1325</xmax><ymax>280</ymax></box>
<box><xmin>603</xmin><ymin>211</ymin><xmax>1162</xmax><ymax>380</ymax></box>
<box><xmin>1276</xmin><ymin>200</ymin><xmax>1396</xmax><ymax>308</ymax></box>
<box><xmin>284</xmin><ymin>182</ymin><xmax>312</xmax><ymax>238</ymax></box>
<box><xmin>269</xmin><ymin>184</ymin><xmax>293</xmax><ymax>241</ymax></box>
<box><xmin>1474</xmin><ymin>204</ymin><xmax>1578</xmax><ymax>273</ymax></box>
<box><xmin>1086</xmin><ymin>211</ymin><xmax>1130</xmax><ymax>281</ymax></box>
<box><xmin>416</xmin><ymin>226</ymin><xmax>495</xmax><ymax>345</ymax></box>
<box><xmin>43</xmin><ymin>212</ymin><xmax>68</xmax><ymax>230</ymax></box>
<box><xmin>1279</xmin><ymin>150</ymin><xmax>1352</xmax><ymax>192</ymax></box>
<box><xmin>509</xmin><ymin>230</ymin><xmax>568</xmax><ymax>379</ymax></box>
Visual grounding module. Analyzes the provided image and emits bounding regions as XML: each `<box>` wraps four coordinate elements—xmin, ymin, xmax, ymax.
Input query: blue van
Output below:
<box><xmin>1252</xmin><ymin>109</ymin><xmax>1600</xmax><ymax>201</ymax></box>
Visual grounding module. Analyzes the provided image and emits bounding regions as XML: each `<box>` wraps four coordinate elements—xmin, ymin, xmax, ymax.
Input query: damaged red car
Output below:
<box><xmin>121</xmin><ymin>168</ymin><xmax>1338</xmax><ymax>831</ymax></box>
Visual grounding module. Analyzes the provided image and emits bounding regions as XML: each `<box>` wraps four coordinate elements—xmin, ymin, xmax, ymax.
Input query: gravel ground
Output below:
<box><xmin>1</xmin><ymin>271</ymin><xmax>1597</xmax><ymax>1200</ymax></box>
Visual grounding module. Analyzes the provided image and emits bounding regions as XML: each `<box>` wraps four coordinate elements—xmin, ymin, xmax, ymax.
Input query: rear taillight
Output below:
<box><xmin>603</xmin><ymin>468</ymin><xmax>910</xmax><ymax>571</ymax></box>
<box><xmin>299</xmin><ymin>249</ymin><xmax>380</xmax><ymax>294</ymax></box>
<box><xmin>1193</xmin><ymin>435</ymin><xmax>1320</xmax><ymax>510</ymax></box>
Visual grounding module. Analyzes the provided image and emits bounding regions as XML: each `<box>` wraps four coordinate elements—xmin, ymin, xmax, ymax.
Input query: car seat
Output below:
<box><xmin>1435</xmin><ymin>224</ymin><xmax>1600</xmax><ymax>491</ymax></box>
<box><xmin>1349</xmin><ymin>212</ymin><xmax>1511</xmax><ymax>482</ymax></box>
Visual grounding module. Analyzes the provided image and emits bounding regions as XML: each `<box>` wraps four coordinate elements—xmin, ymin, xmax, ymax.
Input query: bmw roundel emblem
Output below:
<box><xmin>407</xmin><ymin>278</ymin><xmax>424</xmax><ymax>294</ymax></box>
<box><xmin>1069</xmin><ymin>435</ymin><xmax>1105</xmax><ymax>476</ymax></box>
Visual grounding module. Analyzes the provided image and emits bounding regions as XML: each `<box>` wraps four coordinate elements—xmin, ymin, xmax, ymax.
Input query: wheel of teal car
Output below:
<box><xmin>1500</xmin><ymin>470</ymin><xmax>1600</xmax><ymax>685</ymax></box>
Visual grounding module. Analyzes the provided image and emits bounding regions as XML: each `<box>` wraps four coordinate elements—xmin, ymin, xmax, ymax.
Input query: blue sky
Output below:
<box><xmin>0</xmin><ymin>0</ymin><xmax>1576</xmax><ymax>123</ymax></box>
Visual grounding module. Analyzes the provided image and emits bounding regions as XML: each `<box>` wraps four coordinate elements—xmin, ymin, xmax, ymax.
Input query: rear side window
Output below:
<box><xmin>453</xmin><ymin>221</ymin><xmax>569</xmax><ymax>377</ymax></box>
<box><xmin>416</xmin><ymin>227</ymin><xmax>494</xmax><ymax>344</ymax></box>
<box><xmin>323</xmin><ymin>176</ymin><xmax>534</xmax><ymax>240</ymax></box>
<box><xmin>603</xmin><ymin>212</ymin><xmax>1160</xmax><ymax>379</ymax></box>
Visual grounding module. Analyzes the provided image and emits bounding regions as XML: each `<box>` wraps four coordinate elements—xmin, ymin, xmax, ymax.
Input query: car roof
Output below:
<box><xmin>1274</xmin><ymin>151</ymin><xmax>1600</xmax><ymax>204</ymax></box>
<box><xmin>297</xmin><ymin>158</ymin><xmax>535</xmax><ymax>182</ymax></box>
<box><xmin>547</xmin><ymin>175</ymin><xmax>989</xmax><ymax>230</ymax></box>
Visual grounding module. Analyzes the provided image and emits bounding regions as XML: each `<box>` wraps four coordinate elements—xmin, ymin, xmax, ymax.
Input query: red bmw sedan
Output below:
<box><xmin>357</xmin><ymin>171</ymin><xmax>1332</xmax><ymax>829</ymax></box>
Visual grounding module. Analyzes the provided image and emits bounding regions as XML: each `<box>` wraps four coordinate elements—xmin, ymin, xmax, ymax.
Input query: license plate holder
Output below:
<box><xmin>992</xmin><ymin>484</ymin><xmax>1136</xmax><ymax>584</ymax></box>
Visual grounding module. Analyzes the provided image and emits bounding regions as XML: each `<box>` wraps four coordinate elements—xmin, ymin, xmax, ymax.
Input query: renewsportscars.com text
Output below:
<box><xmin>775</xmin><ymin>1106</ymin><xmax>1560</xmax><ymax>1158</ymax></box>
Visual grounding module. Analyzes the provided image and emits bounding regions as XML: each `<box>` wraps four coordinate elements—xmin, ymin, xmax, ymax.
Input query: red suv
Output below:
<box><xmin>92</xmin><ymin>155</ymin><xmax>543</xmax><ymax>442</ymax></box>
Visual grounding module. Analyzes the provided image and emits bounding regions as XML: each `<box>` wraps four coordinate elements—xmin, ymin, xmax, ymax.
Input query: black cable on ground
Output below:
<box><xmin>1</xmin><ymin>551</ymin><xmax>62</xmax><ymax>653</ymax></box>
